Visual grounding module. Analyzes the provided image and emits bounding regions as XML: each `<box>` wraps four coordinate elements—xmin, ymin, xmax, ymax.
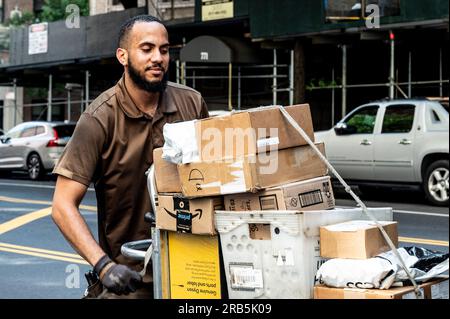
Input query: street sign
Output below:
<box><xmin>202</xmin><ymin>0</ymin><xmax>234</xmax><ymax>22</ymax></box>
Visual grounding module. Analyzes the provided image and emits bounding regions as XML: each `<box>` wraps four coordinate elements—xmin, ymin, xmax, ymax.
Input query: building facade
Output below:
<box><xmin>0</xmin><ymin>0</ymin><xmax>448</xmax><ymax>131</ymax></box>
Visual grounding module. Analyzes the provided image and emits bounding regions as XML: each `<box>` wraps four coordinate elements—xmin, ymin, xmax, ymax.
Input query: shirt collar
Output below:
<box><xmin>115</xmin><ymin>75</ymin><xmax>178</xmax><ymax>118</ymax></box>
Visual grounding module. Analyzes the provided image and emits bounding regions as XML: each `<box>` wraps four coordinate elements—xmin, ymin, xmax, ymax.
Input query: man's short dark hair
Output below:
<box><xmin>118</xmin><ymin>15</ymin><xmax>165</xmax><ymax>49</ymax></box>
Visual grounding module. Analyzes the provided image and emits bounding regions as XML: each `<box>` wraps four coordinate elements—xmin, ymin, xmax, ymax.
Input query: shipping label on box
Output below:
<box><xmin>156</xmin><ymin>194</ymin><xmax>223</xmax><ymax>235</ymax></box>
<box><xmin>168</xmin><ymin>233</ymin><xmax>222</xmax><ymax>299</ymax></box>
<box><xmin>197</xmin><ymin>104</ymin><xmax>315</xmax><ymax>161</ymax></box>
<box><xmin>178</xmin><ymin>143</ymin><xmax>328</xmax><ymax>198</ymax></box>
<box><xmin>320</xmin><ymin>220</ymin><xmax>398</xmax><ymax>259</ymax></box>
<box><xmin>224</xmin><ymin>176</ymin><xmax>335</xmax><ymax>211</ymax></box>
<box><xmin>229</xmin><ymin>263</ymin><xmax>264</xmax><ymax>291</ymax></box>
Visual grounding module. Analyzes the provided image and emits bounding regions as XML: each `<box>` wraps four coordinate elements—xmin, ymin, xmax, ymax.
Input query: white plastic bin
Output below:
<box><xmin>215</xmin><ymin>207</ymin><xmax>393</xmax><ymax>299</ymax></box>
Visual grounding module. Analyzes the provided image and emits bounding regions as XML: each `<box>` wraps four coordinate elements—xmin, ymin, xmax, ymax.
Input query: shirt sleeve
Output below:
<box><xmin>53</xmin><ymin>113</ymin><xmax>106</xmax><ymax>187</ymax></box>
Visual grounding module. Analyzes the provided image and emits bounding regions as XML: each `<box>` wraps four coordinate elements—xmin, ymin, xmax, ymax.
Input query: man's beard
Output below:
<box><xmin>127</xmin><ymin>59</ymin><xmax>168</xmax><ymax>93</ymax></box>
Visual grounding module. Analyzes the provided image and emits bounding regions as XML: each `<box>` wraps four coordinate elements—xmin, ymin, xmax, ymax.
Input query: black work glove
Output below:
<box><xmin>94</xmin><ymin>255</ymin><xmax>142</xmax><ymax>295</ymax></box>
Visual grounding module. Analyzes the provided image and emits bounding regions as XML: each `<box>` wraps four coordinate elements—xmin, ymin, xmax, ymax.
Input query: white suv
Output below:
<box><xmin>315</xmin><ymin>99</ymin><xmax>449</xmax><ymax>206</ymax></box>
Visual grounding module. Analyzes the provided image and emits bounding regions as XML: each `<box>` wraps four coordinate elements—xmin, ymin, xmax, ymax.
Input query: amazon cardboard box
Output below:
<box><xmin>320</xmin><ymin>220</ymin><xmax>398</xmax><ymax>259</ymax></box>
<box><xmin>224</xmin><ymin>176</ymin><xmax>335</xmax><ymax>211</ymax></box>
<box><xmin>314</xmin><ymin>279</ymin><xmax>449</xmax><ymax>299</ymax></box>
<box><xmin>156</xmin><ymin>194</ymin><xmax>224</xmax><ymax>235</ymax></box>
<box><xmin>154</xmin><ymin>148</ymin><xmax>182</xmax><ymax>193</ymax></box>
<box><xmin>196</xmin><ymin>104</ymin><xmax>314</xmax><ymax>161</ymax></box>
<box><xmin>178</xmin><ymin>143</ymin><xmax>328</xmax><ymax>198</ymax></box>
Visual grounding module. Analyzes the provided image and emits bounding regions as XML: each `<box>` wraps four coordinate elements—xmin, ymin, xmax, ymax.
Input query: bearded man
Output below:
<box><xmin>52</xmin><ymin>15</ymin><xmax>208</xmax><ymax>299</ymax></box>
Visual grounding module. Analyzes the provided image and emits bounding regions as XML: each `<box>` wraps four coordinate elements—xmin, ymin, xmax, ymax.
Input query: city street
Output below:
<box><xmin>0</xmin><ymin>173</ymin><xmax>448</xmax><ymax>299</ymax></box>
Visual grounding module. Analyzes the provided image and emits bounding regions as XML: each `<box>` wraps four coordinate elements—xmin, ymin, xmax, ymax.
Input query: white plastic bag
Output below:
<box><xmin>162</xmin><ymin>121</ymin><xmax>199</xmax><ymax>164</ymax></box>
<box><xmin>315</xmin><ymin>247</ymin><xmax>449</xmax><ymax>290</ymax></box>
<box><xmin>315</xmin><ymin>257</ymin><xmax>397</xmax><ymax>289</ymax></box>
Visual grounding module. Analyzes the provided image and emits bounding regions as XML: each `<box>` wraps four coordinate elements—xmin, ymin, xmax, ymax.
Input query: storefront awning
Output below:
<box><xmin>180</xmin><ymin>36</ymin><xmax>260</xmax><ymax>64</ymax></box>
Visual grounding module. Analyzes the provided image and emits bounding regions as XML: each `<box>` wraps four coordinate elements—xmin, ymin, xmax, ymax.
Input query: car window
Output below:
<box><xmin>36</xmin><ymin>125</ymin><xmax>46</xmax><ymax>135</ymax></box>
<box><xmin>20</xmin><ymin>126</ymin><xmax>37</xmax><ymax>138</ymax></box>
<box><xmin>53</xmin><ymin>125</ymin><xmax>75</xmax><ymax>138</ymax></box>
<box><xmin>345</xmin><ymin>106</ymin><xmax>379</xmax><ymax>134</ymax></box>
<box><xmin>5</xmin><ymin>126</ymin><xmax>23</xmax><ymax>139</ymax></box>
<box><xmin>426</xmin><ymin>103</ymin><xmax>449</xmax><ymax>131</ymax></box>
<box><xmin>382</xmin><ymin>104</ymin><xmax>415</xmax><ymax>134</ymax></box>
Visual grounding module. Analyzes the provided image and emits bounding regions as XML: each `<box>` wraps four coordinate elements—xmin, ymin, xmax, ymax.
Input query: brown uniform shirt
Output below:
<box><xmin>54</xmin><ymin>76</ymin><xmax>208</xmax><ymax>268</ymax></box>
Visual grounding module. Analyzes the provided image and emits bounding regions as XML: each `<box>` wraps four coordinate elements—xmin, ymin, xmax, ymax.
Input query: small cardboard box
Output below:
<box><xmin>314</xmin><ymin>279</ymin><xmax>449</xmax><ymax>299</ymax></box>
<box><xmin>224</xmin><ymin>176</ymin><xmax>335</xmax><ymax>211</ymax></box>
<box><xmin>156</xmin><ymin>194</ymin><xmax>223</xmax><ymax>235</ymax></box>
<box><xmin>154</xmin><ymin>148</ymin><xmax>182</xmax><ymax>193</ymax></box>
<box><xmin>320</xmin><ymin>220</ymin><xmax>398</xmax><ymax>259</ymax></box>
<box><xmin>178</xmin><ymin>143</ymin><xmax>328</xmax><ymax>198</ymax></box>
<box><xmin>196</xmin><ymin>104</ymin><xmax>314</xmax><ymax>161</ymax></box>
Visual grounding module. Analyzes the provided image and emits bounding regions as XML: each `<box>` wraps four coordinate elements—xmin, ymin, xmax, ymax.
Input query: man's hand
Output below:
<box><xmin>101</xmin><ymin>264</ymin><xmax>143</xmax><ymax>295</ymax></box>
<box><xmin>95</xmin><ymin>255</ymin><xmax>142</xmax><ymax>295</ymax></box>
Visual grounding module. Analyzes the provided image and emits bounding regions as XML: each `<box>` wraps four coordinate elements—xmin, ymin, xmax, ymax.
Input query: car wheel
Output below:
<box><xmin>27</xmin><ymin>154</ymin><xmax>44</xmax><ymax>181</ymax></box>
<box><xmin>424</xmin><ymin>160</ymin><xmax>449</xmax><ymax>207</ymax></box>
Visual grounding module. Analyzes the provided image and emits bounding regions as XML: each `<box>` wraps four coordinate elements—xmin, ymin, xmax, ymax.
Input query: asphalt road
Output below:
<box><xmin>0</xmin><ymin>173</ymin><xmax>448</xmax><ymax>299</ymax></box>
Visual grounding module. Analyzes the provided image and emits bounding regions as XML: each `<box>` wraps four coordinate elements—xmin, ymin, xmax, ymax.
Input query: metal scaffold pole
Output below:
<box><xmin>47</xmin><ymin>74</ymin><xmax>53</xmax><ymax>122</ymax></box>
<box><xmin>341</xmin><ymin>45</ymin><xmax>347</xmax><ymax>118</ymax></box>
<box><xmin>389</xmin><ymin>30</ymin><xmax>395</xmax><ymax>99</ymax></box>
<box><xmin>13</xmin><ymin>79</ymin><xmax>17</xmax><ymax>126</ymax></box>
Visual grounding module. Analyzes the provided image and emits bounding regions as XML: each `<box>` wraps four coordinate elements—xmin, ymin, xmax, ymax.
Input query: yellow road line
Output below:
<box><xmin>0</xmin><ymin>242</ymin><xmax>84</xmax><ymax>260</ymax></box>
<box><xmin>0</xmin><ymin>195</ymin><xmax>97</xmax><ymax>211</ymax></box>
<box><xmin>0</xmin><ymin>195</ymin><xmax>52</xmax><ymax>206</ymax></box>
<box><xmin>0</xmin><ymin>246</ymin><xmax>89</xmax><ymax>265</ymax></box>
<box><xmin>0</xmin><ymin>207</ymin><xmax>53</xmax><ymax>235</ymax></box>
<box><xmin>399</xmin><ymin>236</ymin><xmax>449</xmax><ymax>247</ymax></box>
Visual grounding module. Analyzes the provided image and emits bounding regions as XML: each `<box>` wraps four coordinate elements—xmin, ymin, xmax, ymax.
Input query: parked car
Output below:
<box><xmin>315</xmin><ymin>99</ymin><xmax>449</xmax><ymax>206</ymax></box>
<box><xmin>0</xmin><ymin>121</ymin><xmax>76</xmax><ymax>180</ymax></box>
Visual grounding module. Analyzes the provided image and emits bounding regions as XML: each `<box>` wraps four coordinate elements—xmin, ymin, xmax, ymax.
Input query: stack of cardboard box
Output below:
<box><xmin>154</xmin><ymin>104</ymin><xmax>335</xmax><ymax>235</ymax></box>
<box><xmin>153</xmin><ymin>104</ymin><xmax>339</xmax><ymax>299</ymax></box>
<box><xmin>152</xmin><ymin>105</ymin><xmax>449</xmax><ymax>299</ymax></box>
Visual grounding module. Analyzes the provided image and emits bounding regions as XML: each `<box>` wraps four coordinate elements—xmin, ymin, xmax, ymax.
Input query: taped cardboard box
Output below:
<box><xmin>320</xmin><ymin>220</ymin><xmax>398</xmax><ymax>259</ymax></box>
<box><xmin>178</xmin><ymin>143</ymin><xmax>328</xmax><ymax>198</ymax></box>
<box><xmin>154</xmin><ymin>148</ymin><xmax>182</xmax><ymax>193</ymax></box>
<box><xmin>224</xmin><ymin>175</ymin><xmax>335</xmax><ymax>212</ymax></box>
<box><xmin>196</xmin><ymin>104</ymin><xmax>315</xmax><ymax>161</ymax></box>
<box><xmin>156</xmin><ymin>194</ymin><xmax>224</xmax><ymax>235</ymax></box>
<box><xmin>314</xmin><ymin>279</ymin><xmax>449</xmax><ymax>299</ymax></box>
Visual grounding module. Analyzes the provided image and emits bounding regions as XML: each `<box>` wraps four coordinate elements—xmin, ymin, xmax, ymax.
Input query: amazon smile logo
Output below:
<box><xmin>163</xmin><ymin>208</ymin><xmax>203</xmax><ymax>220</ymax></box>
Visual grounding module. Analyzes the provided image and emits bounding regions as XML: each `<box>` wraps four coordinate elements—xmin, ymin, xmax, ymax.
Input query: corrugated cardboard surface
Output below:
<box><xmin>314</xmin><ymin>279</ymin><xmax>449</xmax><ymax>299</ymax></box>
<box><xmin>196</xmin><ymin>104</ymin><xmax>314</xmax><ymax>161</ymax></box>
<box><xmin>168</xmin><ymin>233</ymin><xmax>221</xmax><ymax>299</ymax></box>
<box><xmin>224</xmin><ymin>176</ymin><xmax>335</xmax><ymax>211</ymax></box>
<box><xmin>178</xmin><ymin>143</ymin><xmax>328</xmax><ymax>198</ymax></box>
<box><xmin>156</xmin><ymin>194</ymin><xmax>223</xmax><ymax>235</ymax></box>
<box><xmin>154</xmin><ymin>148</ymin><xmax>182</xmax><ymax>193</ymax></box>
<box><xmin>320</xmin><ymin>221</ymin><xmax>398</xmax><ymax>259</ymax></box>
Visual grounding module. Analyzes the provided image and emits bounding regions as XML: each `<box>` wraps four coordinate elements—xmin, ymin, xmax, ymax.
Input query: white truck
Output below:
<box><xmin>315</xmin><ymin>99</ymin><xmax>449</xmax><ymax>206</ymax></box>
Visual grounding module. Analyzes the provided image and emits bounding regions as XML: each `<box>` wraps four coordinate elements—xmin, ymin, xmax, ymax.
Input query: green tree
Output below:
<box><xmin>7</xmin><ymin>11</ymin><xmax>36</xmax><ymax>27</ymax></box>
<box><xmin>39</xmin><ymin>0</ymin><xmax>89</xmax><ymax>22</ymax></box>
